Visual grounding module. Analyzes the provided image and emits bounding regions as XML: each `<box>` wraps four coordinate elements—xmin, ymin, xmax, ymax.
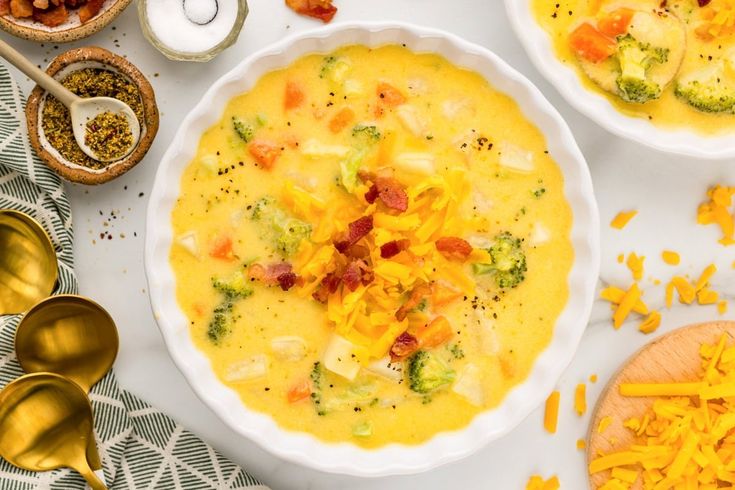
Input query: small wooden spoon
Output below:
<box><xmin>587</xmin><ymin>321</ymin><xmax>735</xmax><ymax>489</ymax></box>
<box><xmin>0</xmin><ymin>37</ymin><xmax>140</xmax><ymax>162</ymax></box>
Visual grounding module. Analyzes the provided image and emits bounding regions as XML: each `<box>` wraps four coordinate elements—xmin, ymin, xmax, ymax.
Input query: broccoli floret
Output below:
<box><xmin>675</xmin><ymin>64</ymin><xmax>735</xmax><ymax>114</ymax></box>
<box><xmin>407</xmin><ymin>351</ymin><xmax>456</xmax><ymax>394</ymax></box>
<box><xmin>310</xmin><ymin>362</ymin><xmax>326</xmax><ymax>416</ymax></box>
<box><xmin>472</xmin><ymin>232</ymin><xmax>527</xmax><ymax>289</ymax></box>
<box><xmin>319</xmin><ymin>56</ymin><xmax>338</xmax><ymax>79</ymax></box>
<box><xmin>232</xmin><ymin>116</ymin><xmax>255</xmax><ymax>143</ymax></box>
<box><xmin>212</xmin><ymin>273</ymin><xmax>253</xmax><ymax>302</ymax></box>
<box><xmin>352</xmin><ymin>124</ymin><xmax>382</xmax><ymax>143</ymax></box>
<box><xmin>615</xmin><ymin>34</ymin><xmax>669</xmax><ymax>104</ymax></box>
<box><xmin>250</xmin><ymin>197</ymin><xmax>312</xmax><ymax>256</ymax></box>
<box><xmin>207</xmin><ymin>272</ymin><xmax>253</xmax><ymax>344</ymax></box>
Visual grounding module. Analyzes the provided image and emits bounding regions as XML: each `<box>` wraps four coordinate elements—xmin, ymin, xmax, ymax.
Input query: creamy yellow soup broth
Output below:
<box><xmin>532</xmin><ymin>0</ymin><xmax>735</xmax><ymax>133</ymax></box>
<box><xmin>170</xmin><ymin>45</ymin><xmax>573</xmax><ymax>447</ymax></box>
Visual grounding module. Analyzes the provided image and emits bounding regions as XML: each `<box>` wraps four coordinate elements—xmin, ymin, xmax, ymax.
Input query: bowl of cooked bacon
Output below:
<box><xmin>0</xmin><ymin>0</ymin><xmax>130</xmax><ymax>42</ymax></box>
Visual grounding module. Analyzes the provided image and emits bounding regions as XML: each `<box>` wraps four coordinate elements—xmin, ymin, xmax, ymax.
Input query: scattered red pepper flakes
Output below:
<box><xmin>626</xmin><ymin>252</ymin><xmax>645</xmax><ymax>281</ymax></box>
<box><xmin>284</xmin><ymin>0</ymin><xmax>337</xmax><ymax>23</ymax></box>
<box><xmin>575</xmin><ymin>383</ymin><xmax>587</xmax><ymax>416</ymax></box>
<box><xmin>610</xmin><ymin>210</ymin><xmax>638</xmax><ymax>230</ymax></box>
<box><xmin>697</xmin><ymin>185</ymin><xmax>735</xmax><ymax>245</ymax></box>
<box><xmin>544</xmin><ymin>391</ymin><xmax>560</xmax><ymax>434</ymax></box>
<box><xmin>661</xmin><ymin>250</ymin><xmax>680</xmax><ymax>266</ymax></box>
<box><xmin>525</xmin><ymin>475</ymin><xmax>560</xmax><ymax>490</ymax></box>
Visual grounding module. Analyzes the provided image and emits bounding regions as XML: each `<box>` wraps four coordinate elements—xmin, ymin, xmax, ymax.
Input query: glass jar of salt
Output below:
<box><xmin>138</xmin><ymin>0</ymin><xmax>248</xmax><ymax>62</ymax></box>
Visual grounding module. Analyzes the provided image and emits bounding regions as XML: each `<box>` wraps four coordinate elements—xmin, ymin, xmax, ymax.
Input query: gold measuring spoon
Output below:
<box><xmin>0</xmin><ymin>210</ymin><xmax>57</xmax><ymax>315</ymax></box>
<box><xmin>15</xmin><ymin>295</ymin><xmax>119</xmax><ymax>473</ymax></box>
<box><xmin>0</xmin><ymin>373</ymin><xmax>108</xmax><ymax>489</ymax></box>
<box><xmin>0</xmin><ymin>38</ymin><xmax>140</xmax><ymax>162</ymax></box>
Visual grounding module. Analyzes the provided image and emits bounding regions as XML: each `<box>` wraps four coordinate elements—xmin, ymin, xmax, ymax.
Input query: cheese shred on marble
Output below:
<box><xmin>544</xmin><ymin>391</ymin><xmax>560</xmax><ymax>434</ymax></box>
<box><xmin>698</xmin><ymin>185</ymin><xmax>735</xmax><ymax>246</ymax></box>
<box><xmin>590</xmin><ymin>334</ymin><xmax>735</xmax><ymax>489</ymax></box>
<box><xmin>525</xmin><ymin>475</ymin><xmax>560</xmax><ymax>490</ymax></box>
<box><xmin>611</xmin><ymin>210</ymin><xmax>638</xmax><ymax>230</ymax></box>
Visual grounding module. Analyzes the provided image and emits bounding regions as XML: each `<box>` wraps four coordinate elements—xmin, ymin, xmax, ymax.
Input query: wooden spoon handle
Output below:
<box><xmin>0</xmin><ymin>37</ymin><xmax>78</xmax><ymax>107</ymax></box>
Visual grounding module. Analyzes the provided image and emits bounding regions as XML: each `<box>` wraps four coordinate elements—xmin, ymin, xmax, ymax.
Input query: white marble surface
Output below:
<box><xmin>4</xmin><ymin>1</ymin><xmax>735</xmax><ymax>488</ymax></box>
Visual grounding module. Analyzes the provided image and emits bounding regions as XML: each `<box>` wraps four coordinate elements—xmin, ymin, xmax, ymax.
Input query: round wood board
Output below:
<box><xmin>587</xmin><ymin>321</ymin><xmax>735</xmax><ymax>489</ymax></box>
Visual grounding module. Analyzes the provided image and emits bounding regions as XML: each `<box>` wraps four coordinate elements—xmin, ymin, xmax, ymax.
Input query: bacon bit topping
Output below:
<box><xmin>342</xmin><ymin>260</ymin><xmax>373</xmax><ymax>291</ymax></box>
<box><xmin>699</xmin><ymin>0</ymin><xmax>711</xmax><ymax>6</ymax></box>
<box><xmin>335</xmin><ymin>215</ymin><xmax>374</xmax><ymax>253</ymax></box>
<box><xmin>249</xmin><ymin>263</ymin><xmax>294</xmax><ymax>286</ymax></box>
<box><xmin>285</xmin><ymin>0</ymin><xmax>337</xmax><ymax>23</ymax></box>
<box><xmin>277</xmin><ymin>271</ymin><xmax>298</xmax><ymax>291</ymax></box>
<box><xmin>375</xmin><ymin>177</ymin><xmax>409</xmax><ymax>212</ymax></box>
<box><xmin>396</xmin><ymin>283</ymin><xmax>431</xmax><ymax>321</ymax></box>
<box><xmin>435</xmin><ymin>237</ymin><xmax>473</xmax><ymax>261</ymax></box>
<box><xmin>364</xmin><ymin>184</ymin><xmax>379</xmax><ymax>204</ymax></box>
<box><xmin>389</xmin><ymin>332</ymin><xmax>419</xmax><ymax>361</ymax></box>
<box><xmin>380</xmin><ymin>239</ymin><xmax>411</xmax><ymax>259</ymax></box>
<box><xmin>312</xmin><ymin>272</ymin><xmax>341</xmax><ymax>303</ymax></box>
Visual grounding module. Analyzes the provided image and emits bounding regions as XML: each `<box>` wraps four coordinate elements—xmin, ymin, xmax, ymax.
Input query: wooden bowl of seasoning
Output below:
<box><xmin>0</xmin><ymin>0</ymin><xmax>131</xmax><ymax>43</ymax></box>
<box><xmin>26</xmin><ymin>46</ymin><xmax>159</xmax><ymax>185</ymax></box>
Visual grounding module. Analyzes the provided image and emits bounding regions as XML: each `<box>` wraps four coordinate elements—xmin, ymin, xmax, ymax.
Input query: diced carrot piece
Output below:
<box><xmin>569</xmin><ymin>23</ymin><xmax>616</xmax><ymax>63</ymax></box>
<box><xmin>431</xmin><ymin>282</ymin><xmax>462</xmax><ymax>307</ymax></box>
<box><xmin>284</xmin><ymin>81</ymin><xmax>305</xmax><ymax>110</ymax></box>
<box><xmin>597</xmin><ymin>8</ymin><xmax>634</xmax><ymax>38</ymax></box>
<box><xmin>209</xmin><ymin>235</ymin><xmax>234</xmax><ymax>261</ymax></box>
<box><xmin>287</xmin><ymin>379</ymin><xmax>312</xmax><ymax>403</ymax></box>
<box><xmin>376</xmin><ymin>82</ymin><xmax>406</xmax><ymax>108</ymax></box>
<box><xmin>249</xmin><ymin>140</ymin><xmax>281</xmax><ymax>170</ymax></box>
<box><xmin>328</xmin><ymin>107</ymin><xmax>354</xmax><ymax>133</ymax></box>
<box><xmin>416</xmin><ymin>316</ymin><xmax>454</xmax><ymax>348</ymax></box>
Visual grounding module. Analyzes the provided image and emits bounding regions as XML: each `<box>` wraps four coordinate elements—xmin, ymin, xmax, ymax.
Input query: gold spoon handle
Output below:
<box><xmin>74</xmin><ymin>460</ymin><xmax>108</xmax><ymax>490</ymax></box>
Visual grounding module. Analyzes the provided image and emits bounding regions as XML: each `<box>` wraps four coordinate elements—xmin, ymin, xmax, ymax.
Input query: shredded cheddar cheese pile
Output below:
<box><xmin>287</xmin><ymin>167</ymin><xmax>483</xmax><ymax>361</ymax></box>
<box><xmin>590</xmin><ymin>334</ymin><xmax>735</xmax><ymax>489</ymax></box>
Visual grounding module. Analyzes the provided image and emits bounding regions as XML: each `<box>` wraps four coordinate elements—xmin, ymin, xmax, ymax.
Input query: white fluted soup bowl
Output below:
<box><xmin>145</xmin><ymin>22</ymin><xmax>600</xmax><ymax>477</ymax></box>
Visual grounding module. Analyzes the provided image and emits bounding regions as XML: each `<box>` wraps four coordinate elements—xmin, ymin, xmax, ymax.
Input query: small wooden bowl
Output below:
<box><xmin>26</xmin><ymin>46</ymin><xmax>159</xmax><ymax>185</ymax></box>
<box><xmin>587</xmin><ymin>321</ymin><xmax>735</xmax><ymax>489</ymax></box>
<box><xmin>0</xmin><ymin>0</ymin><xmax>131</xmax><ymax>43</ymax></box>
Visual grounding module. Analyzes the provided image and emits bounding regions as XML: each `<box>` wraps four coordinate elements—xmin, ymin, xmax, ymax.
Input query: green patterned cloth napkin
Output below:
<box><xmin>0</xmin><ymin>63</ymin><xmax>269</xmax><ymax>490</ymax></box>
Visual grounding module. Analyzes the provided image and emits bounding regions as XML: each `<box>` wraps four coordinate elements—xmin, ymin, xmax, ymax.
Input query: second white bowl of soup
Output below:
<box><xmin>145</xmin><ymin>22</ymin><xmax>599</xmax><ymax>476</ymax></box>
<box><xmin>506</xmin><ymin>0</ymin><xmax>735</xmax><ymax>159</ymax></box>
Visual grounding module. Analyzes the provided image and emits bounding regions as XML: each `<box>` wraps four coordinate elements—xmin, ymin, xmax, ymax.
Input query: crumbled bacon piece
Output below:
<box><xmin>395</xmin><ymin>284</ymin><xmax>431</xmax><ymax>321</ymax></box>
<box><xmin>249</xmin><ymin>262</ymin><xmax>294</xmax><ymax>286</ymax></box>
<box><xmin>0</xmin><ymin>0</ymin><xmax>10</xmax><ymax>14</ymax></box>
<box><xmin>390</xmin><ymin>332</ymin><xmax>419</xmax><ymax>361</ymax></box>
<box><xmin>698</xmin><ymin>0</ymin><xmax>711</xmax><ymax>6</ymax></box>
<box><xmin>435</xmin><ymin>237</ymin><xmax>473</xmax><ymax>261</ymax></box>
<box><xmin>277</xmin><ymin>272</ymin><xmax>298</xmax><ymax>291</ymax></box>
<box><xmin>375</xmin><ymin>177</ymin><xmax>408</xmax><ymax>212</ymax></box>
<box><xmin>285</xmin><ymin>0</ymin><xmax>337</xmax><ymax>23</ymax></box>
<box><xmin>32</xmin><ymin>0</ymin><xmax>66</xmax><ymax>25</ymax></box>
<box><xmin>334</xmin><ymin>215</ymin><xmax>373</xmax><ymax>253</ymax></box>
<box><xmin>364</xmin><ymin>184</ymin><xmax>379</xmax><ymax>204</ymax></box>
<box><xmin>380</xmin><ymin>239</ymin><xmax>411</xmax><ymax>259</ymax></box>
<box><xmin>78</xmin><ymin>0</ymin><xmax>103</xmax><ymax>23</ymax></box>
<box><xmin>10</xmin><ymin>0</ymin><xmax>33</xmax><ymax>17</ymax></box>
<box><xmin>312</xmin><ymin>272</ymin><xmax>341</xmax><ymax>303</ymax></box>
<box><xmin>342</xmin><ymin>259</ymin><xmax>373</xmax><ymax>291</ymax></box>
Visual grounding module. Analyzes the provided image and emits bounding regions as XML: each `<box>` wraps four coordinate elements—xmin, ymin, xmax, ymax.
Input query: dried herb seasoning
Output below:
<box><xmin>41</xmin><ymin>68</ymin><xmax>144</xmax><ymax>169</ymax></box>
<box><xmin>84</xmin><ymin>111</ymin><xmax>133</xmax><ymax>161</ymax></box>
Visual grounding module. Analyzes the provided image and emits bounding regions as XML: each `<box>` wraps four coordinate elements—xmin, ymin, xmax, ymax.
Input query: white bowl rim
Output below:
<box><xmin>504</xmin><ymin>0</ymin><xmax>735</xmax><ymax>160</ymax></box>
<box><xmin>144</xmin><ymin>21</ymin><xmax>600</xmax><ymax>477</ymax></box>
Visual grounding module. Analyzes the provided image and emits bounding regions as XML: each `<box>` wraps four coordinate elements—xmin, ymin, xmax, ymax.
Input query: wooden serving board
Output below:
<box><xmin>587</xmin><ymin>321</ymin><xmax>735</xmax><ymax>489</ymax></box>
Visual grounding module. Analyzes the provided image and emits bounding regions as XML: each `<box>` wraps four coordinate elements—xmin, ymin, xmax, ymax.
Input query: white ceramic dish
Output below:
<box><xmin>504</xmin><ymin>0</ymin><xmax>735</xmax><ymax>159</ymax></box>
<box><xmin>145</xmin><ymin>22</ymin><xmax>600</xmax><ymax>477</ymax></box>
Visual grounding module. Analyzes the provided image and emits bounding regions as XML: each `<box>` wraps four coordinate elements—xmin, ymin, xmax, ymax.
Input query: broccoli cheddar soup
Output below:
<box><xmin>170</xmin><ymin>45</ymin><xmax>574</xmax><ymax>447</ymax></box>
<box><xmin>532</xmin><ymin>0</ymin><xmax>735</xmax><ymax>134</ymax></box>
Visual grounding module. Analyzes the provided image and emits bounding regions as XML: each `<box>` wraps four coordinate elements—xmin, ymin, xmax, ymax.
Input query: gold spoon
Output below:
<box><xmin>0</xmin><ymin>210</ymin><xmax>57</xmax><ymax>315</ymax></box>
<box><xmin>0</xmin><ymin>373</ymin><xmax>108</xmax><ymax>489</ymax></box>
<box><xmin>15</xmin><ymin>294</ymin><xmax>119</xmax><ymax>474</ymax></box>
